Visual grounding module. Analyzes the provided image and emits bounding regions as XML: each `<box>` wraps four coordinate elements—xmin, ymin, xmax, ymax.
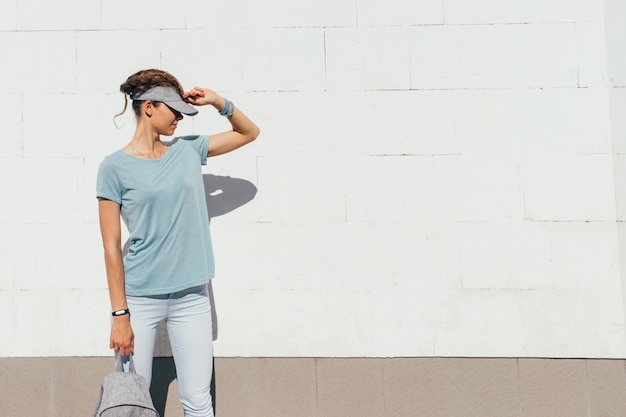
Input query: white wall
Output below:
<box><xmin>1</xmin><ymin>0</ymin><xmax>624</xmax><ymax>358</ymax></box>
<box><xmin>605</xmin><ymin>0</ymin><xmax>626</xmax><ymax>347</ymax></box>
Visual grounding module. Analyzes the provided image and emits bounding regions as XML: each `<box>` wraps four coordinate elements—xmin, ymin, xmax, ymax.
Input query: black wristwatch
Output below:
<box><xmin>112</xmin><ymin>309</ymin><xmax>130</xmax><ymax>317</ymax></box>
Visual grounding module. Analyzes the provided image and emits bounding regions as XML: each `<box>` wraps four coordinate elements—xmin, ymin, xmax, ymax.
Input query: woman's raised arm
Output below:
<box><xmin>184</xmin><ymin>87</ymin><xmax>260</xmax><ymax>157</ymax></box>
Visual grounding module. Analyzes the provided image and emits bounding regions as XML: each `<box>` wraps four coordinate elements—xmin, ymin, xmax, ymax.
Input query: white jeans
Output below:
<box><xmin>125</xmin><ymin>284</ymin><xmax>214</xmax><ymax>417</ymax></box>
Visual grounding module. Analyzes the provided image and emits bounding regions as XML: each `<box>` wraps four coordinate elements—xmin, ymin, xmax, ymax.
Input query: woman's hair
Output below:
<box><xmin>115</xmin><ymin>69</ymin><xmax>185</xmax><ymax>120</ymax></box>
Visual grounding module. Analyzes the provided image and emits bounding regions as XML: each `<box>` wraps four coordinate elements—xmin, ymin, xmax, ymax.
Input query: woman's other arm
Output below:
<box><xmin>98</xmin><ymin>198</ymin><xmax>134</xmax><ymax>356</ymax></box>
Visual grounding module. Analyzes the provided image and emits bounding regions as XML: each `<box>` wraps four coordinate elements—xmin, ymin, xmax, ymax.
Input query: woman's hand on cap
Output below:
<box><xmin>184</xmin><ymin>87</ymin><xmax>219</xmax><ymax>106</ymax></box>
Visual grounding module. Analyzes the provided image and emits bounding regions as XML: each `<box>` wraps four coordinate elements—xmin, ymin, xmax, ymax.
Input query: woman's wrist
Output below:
<box><xmin>214</xmin><ymin>96</ymin><xmax>226</xmax><ymax>112</ymax></box>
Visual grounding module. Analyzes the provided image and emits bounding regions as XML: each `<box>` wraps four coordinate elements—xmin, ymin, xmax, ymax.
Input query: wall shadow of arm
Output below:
<box><xmin>203</xmin><ymin>174</ymin><xmax>258</xmax><ymax>220</ymax></box>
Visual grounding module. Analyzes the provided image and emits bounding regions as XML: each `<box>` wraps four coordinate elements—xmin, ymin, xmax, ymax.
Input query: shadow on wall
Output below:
<box><xmin>148</xmin><ymin>174</ymin><xmax>258</xmax><ymax>416</ymax></box>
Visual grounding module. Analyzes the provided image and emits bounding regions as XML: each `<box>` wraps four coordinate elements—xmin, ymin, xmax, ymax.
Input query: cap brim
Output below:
<box><xmin>131</xmin><ymin>86</ymin><xmax>200</xmax><ymax>116</ymax></box>
<box><xmin>165</xmin><ymin>100</ymin><xmax>199</xmax><ymax>116</ymax></box>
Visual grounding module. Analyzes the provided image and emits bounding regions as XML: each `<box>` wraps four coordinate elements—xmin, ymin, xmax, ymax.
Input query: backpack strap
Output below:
<box><xmin>114</xmin><ymin>353</ymin><xmax>137</xmax><ymax>374</ymax></box>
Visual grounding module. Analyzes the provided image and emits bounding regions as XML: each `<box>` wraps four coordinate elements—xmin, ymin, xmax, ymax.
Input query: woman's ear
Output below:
<box><xmin>143</xmin><ymin>100</ymin><xmax>154</xmax><ymax>117</ymax></box>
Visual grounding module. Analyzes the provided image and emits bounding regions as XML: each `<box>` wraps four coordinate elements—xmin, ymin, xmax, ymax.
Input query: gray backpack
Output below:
<box><xmin>92</xmin><ymin>355</ymin><xmax>159</xmax><ymax>417</ymax></box>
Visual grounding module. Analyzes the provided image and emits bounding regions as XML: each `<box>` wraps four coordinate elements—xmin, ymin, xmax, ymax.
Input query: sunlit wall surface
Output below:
<box><xmin>0</xmin><ymin>0</ymin><xmax>624</xmax><ymax>358</ymax></box>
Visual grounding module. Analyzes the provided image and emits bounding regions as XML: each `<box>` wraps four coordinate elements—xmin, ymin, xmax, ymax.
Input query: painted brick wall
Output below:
<box><xmin>1</xmin><ymin>0</ymin><xmax>624</xmax><ymax>358</ymax></box>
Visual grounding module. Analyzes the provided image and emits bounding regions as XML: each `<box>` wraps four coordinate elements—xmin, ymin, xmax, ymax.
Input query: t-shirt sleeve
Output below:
<box><xmin>179</xmin><ymin>135</ymin><xmax>209</xmax><ymax>165</ymax></box>
<box><xmin>96</xmin><ymin>158</ymin><xmax>122</xmax><ymax>204</ymax></box>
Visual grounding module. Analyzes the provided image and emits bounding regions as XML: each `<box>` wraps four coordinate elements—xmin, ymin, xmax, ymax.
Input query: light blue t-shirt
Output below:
<box><xmin>96</xmin><ymin>135</ymin><xmax>214</xmax><ymax>296</ymax></box>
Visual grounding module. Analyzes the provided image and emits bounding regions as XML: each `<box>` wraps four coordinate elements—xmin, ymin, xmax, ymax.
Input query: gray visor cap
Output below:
<box><xmin>131</xmin><ymin>86</ymin><xmax>199</xmax><ymax>116</ymax></box>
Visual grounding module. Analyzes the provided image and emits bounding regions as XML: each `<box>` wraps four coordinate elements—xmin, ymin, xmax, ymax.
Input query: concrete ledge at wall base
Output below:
<box><xmin>1</xmin><ymin>357</ymin><xmax>625</xmax><ymax>417</ymax></box>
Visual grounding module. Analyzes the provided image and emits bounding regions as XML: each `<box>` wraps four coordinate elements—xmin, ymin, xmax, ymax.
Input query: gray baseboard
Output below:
<box><xmin>1</xmin><ymin>357</ymin><xmax>624</xmax><ymax>417</ymax></box>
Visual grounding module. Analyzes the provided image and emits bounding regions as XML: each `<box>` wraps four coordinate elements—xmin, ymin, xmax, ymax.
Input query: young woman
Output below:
<box><xmin>96</xmin><ymin>69</ymin><xmax>259</xmax><ymax>417</ymax></box>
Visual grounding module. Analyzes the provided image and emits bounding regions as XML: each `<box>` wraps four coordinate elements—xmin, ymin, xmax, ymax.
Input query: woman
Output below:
<box><xmin>96</xmin><ymin>69</ymin><xmax>259</xmax><ymax>417</ymax></box>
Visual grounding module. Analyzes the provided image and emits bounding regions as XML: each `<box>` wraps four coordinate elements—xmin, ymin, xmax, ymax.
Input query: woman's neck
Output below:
<box><xmin>128</xmin><ymin>124</ymin><xmax>165</xmax><ymax>159</ymax></box>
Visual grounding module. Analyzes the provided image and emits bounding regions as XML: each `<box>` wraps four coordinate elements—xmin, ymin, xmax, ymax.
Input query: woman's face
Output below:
<box><xmin>151</xmin><ymin>101</ymin><xmax>183</xmax><ymax>136</ymax></box>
